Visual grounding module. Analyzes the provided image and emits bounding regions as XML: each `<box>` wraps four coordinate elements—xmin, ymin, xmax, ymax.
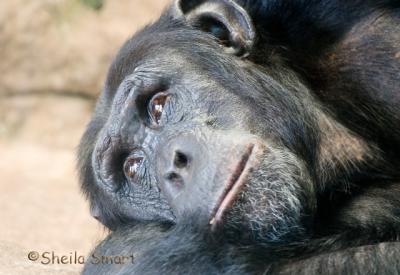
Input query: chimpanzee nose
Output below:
<box><xmin>163</xmin><ymin>149</ymin><xmax>192</xmax><ymax>189</ymax></box>
<box><xmin>158</xmin><ymin>137</ymin><xmax>199</xmax><ymax>206</ymax></box>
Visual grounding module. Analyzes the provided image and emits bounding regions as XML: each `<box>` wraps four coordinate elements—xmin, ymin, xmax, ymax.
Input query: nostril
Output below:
<box><xmin>173</xmin><ymin>151</ymin><xmax>189</xmax><ymax>169</ymax></box>
<box><xmin>165</xmin><ymin>172</ymin><xmax>184</xmax><ymax>187</ymax></box>
<box><xmin>166</xmin><ymin>171</ymin><xmax>180</xmax><ymax>181</ymax></box>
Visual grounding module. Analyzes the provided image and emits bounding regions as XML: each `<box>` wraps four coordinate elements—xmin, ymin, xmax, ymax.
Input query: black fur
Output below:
<box><xmin>83</xmin><ymin>216</ymin><xmax>400</xmax><ymax>275</ymax></box>
<box><xmin>79</xmin><ymin>0</ymin><xmax>400</xmax><ymax>273</ymax></box>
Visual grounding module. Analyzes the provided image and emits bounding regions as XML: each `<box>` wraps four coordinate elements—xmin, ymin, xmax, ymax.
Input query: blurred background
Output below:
<box><xmin>0</xmin><ymin>0</ymin><xmax>169</xmax><ymax>274</ymax></box>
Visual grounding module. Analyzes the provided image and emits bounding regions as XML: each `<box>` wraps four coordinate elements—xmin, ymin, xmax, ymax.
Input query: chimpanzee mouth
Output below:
<box><xmin>209</xmin><ymin>143</ymin><xmax>262</xmax><ymax>230</ymax></box>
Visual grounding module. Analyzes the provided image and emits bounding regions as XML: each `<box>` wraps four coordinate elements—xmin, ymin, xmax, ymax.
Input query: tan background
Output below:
<box><xmin>0</xmin><ymin>0</ymin><xmax>170</xmax><ymax>274</ymax></box>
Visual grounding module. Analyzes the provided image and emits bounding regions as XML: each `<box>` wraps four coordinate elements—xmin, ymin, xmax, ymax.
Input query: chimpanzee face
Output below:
<box><xmin>79</xmin><ymin>0</ymin><xmax>318</xmax><ymax>244</ymax></box>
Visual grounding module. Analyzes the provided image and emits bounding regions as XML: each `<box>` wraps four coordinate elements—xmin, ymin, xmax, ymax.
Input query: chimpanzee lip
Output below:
<box><xmin>209</xmin><ymin>143</ymin><xmax>259</xmax><ymax>230</ymax></box>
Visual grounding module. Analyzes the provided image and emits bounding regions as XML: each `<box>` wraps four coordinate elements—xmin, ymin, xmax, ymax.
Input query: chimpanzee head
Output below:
<box><xmin>79</xmin><ymin>0</ymin><xmax>323</xmax><ymax>244</ymax></box>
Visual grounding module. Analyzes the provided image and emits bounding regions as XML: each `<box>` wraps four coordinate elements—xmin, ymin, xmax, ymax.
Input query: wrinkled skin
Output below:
<box><xmin>80</xmin><ymin>31</ymin><xmax>317</xmax><ymax>241</ymax></box>
<box><xmin>79</xmin><ymin>0</ymin><xmax>400</xmax><ymax>273</ymax></box>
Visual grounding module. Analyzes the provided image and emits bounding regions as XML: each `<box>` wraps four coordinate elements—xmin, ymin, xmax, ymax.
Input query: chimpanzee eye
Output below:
<box><xmin>123</xmin><ymin>155</ymin><xmax>144</xmax><ymax>182</ymax></box>
<box><xmin>148</xmin><ymin>92</ymin><xmax>170</xmax><ymax>126</ymax></box>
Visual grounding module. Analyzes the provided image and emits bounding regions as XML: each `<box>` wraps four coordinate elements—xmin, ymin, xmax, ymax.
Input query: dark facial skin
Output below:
<box><xmin>79</xmin><ymin>0</ymin><xmax>400</xmax><ymax>251</ymax></box>
<box><xmin>80</xmin><ymin>25</ymin><xmax>318</xmax><ymax>240</ymax></box>
<box><xmin>79</xmin><ymin>0</ymin><xmax>400</xmax><ymax>274</ymax></box>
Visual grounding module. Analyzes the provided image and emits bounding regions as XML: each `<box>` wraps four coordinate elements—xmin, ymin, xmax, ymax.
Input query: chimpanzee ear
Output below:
<box><xmin>173</xmin><ymin>0</ymin><xmax>255</xmax><ymax>57</ymax></box>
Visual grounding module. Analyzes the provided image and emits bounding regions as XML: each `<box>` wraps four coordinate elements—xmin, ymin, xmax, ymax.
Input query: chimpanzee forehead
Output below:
<box><xmin>106</xmin><ymin>27</ymin><xmax>239</xmax><ymax>95</ymax></box>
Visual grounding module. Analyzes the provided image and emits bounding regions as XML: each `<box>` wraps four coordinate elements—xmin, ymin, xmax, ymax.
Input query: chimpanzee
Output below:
<box><xmin>83</xmin><ymin>218</ymin><xmax>400</xmax><ymax>274</ymax></box>
<box><xmin>78</xmin><ymin>0</ymin><xmax>400</xmax><ymax>273</ymax></box>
